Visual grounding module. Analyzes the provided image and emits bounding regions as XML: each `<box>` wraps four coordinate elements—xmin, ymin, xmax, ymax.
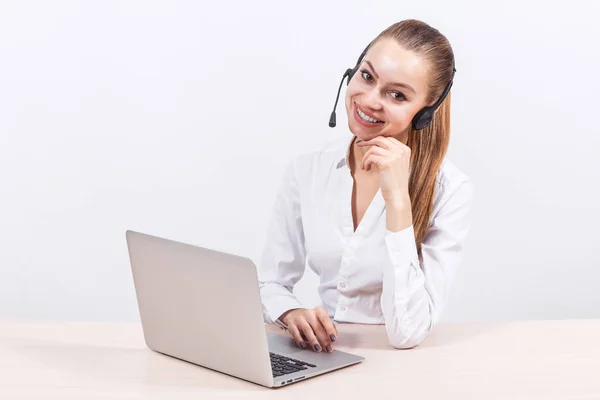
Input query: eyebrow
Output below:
<box><xmin>364</xmin><ymin>60</ymin><xmax>416</xmax><ymax>94</ymax></box>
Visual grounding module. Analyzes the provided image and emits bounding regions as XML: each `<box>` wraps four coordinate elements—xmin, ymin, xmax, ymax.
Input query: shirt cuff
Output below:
<box><xmin>384</xmin><ymin>224</ymin><xmax>419</xmax><ymax>269</ymax></box>
<box><xmin>263</xmin><ymin>294</ymin><xmax>304</xmax><ymax>324</ymax></box>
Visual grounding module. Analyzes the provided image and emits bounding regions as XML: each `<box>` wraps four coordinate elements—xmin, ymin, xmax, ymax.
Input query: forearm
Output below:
<box><xmin>385</xmin><ymin>194</ymin><xmax>413</xmax><ymax>233</ymax></box>
<box><xmin>382</xmin><ymin>196</ymin><xmax>434</xmax><ymax>348</ymax></box>
<box><xmin>380</xmin><ymin>262</ymin><xmax>435</xmax><ymax>349</ymax></box>
<box><xmin>380</xmin><ymin>178</ymin><xmax>474</xmax><ymax>349</ymax></box>
<box><xmin>259</xmin><ymin>281</ymin><xmax>304</xmax><ymax>323</ymax></box>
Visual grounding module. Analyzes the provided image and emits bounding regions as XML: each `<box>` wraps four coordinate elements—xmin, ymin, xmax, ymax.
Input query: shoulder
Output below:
<box><xmin>435</xmin><ymin>158</ymin><xmax>470</xmax><ymax>188</ymax></box>
<box><xmin>433</xmin><ymin>158</ymin><xmax>475</xmax><ymax>215</ymax></box>
<box><xmin>287</xmin><ymin>134</ymin><xmax>351</xmax><ymax>176</ymax></box>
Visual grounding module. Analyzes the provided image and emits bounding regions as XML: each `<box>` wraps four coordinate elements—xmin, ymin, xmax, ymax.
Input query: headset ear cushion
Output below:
<box><xmin>413</xmin><ymin>108</ymin><xmax>434</xmax><ymax>130</ymax></box>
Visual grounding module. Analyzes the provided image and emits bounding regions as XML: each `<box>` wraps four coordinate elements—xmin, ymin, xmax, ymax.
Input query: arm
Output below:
<box><xmin>257</xmin><ymin>159</ymin><xmax>306</xmax><ymax>324</ymax></box>
<box><xmin>381</xmin><ymin>178</ymin><xmax>475</xmax><ymax>349</ymax></box>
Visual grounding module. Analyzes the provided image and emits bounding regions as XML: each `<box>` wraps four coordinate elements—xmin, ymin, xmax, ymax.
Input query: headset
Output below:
<box><xmin>328</xmin><ymin>42</ymin><xmax>456</xmax><ymax>130</ymax></box>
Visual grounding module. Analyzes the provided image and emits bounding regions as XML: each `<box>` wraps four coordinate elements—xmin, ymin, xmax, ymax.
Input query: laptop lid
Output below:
<box><xmin>125</xmin><ymin>230</ymin><xmax>273</xmax><ymax>387</ymax></box>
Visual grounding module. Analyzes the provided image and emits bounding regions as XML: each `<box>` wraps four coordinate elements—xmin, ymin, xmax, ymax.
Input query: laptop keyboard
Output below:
<box><xmin>270</xmin><ymin>352</ymin><xmax>317</xmax><ymax>378</ymax></box>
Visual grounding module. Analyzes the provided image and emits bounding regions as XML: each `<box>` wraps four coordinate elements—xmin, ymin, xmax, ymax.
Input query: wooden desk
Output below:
<box><xmin>1</xmin><ymin>319</ymin><xmax>599</xmax><ymax>399</ymax></box>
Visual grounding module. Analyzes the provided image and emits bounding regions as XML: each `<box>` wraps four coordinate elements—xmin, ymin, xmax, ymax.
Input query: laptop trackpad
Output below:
<box><xmin>266</xmin><ymin>331</ymin><xmax>364</xmax><ymax>369</ymax></box>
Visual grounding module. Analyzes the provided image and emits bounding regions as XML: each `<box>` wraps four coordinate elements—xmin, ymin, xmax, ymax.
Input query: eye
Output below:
<box><xmin>391</xmin><ymin>91</ymin><xmax>406</xmax><ymax>101</ymax></box>
<box><xmin>360</xmin><ymin>69</ymin><xmax>406</xmax><ymax>101</ymax></box>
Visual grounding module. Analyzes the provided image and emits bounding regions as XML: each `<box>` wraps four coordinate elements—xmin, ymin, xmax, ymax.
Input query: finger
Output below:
<box><xmin>384</xmin><ymin>136</ymin><xmax>404</xmax><ymax>148</ymax></box>
<box><xmin>357</xmin><ymin>136</ymin><xmax>389</xmax><ymax>148</ymax></box>
<box><xmin>356</xmin><ymin>136</ymin><xmax>392</xmax><ymax>149</ymax></box>
<box><xmin>361</xmin><ymin>146</ymin><xmax>388</xmax><ymax>170</ymax></box>
<box><xmin>316</xmin><ymin>310</ymin><xmax>338</xmax><ymax>351</ymax></box>
<box><xmin>287</xmin><ymin>323</ymin><xmax>308</xmax><ymax>349</ymax></box>
<box><xmin>306</xmin><ymin>312</ymin><xmax>331</xmax><ymax>352</ymax></box>
<box><xmin>298</xmin><ymin>319</ymin><xmax>322</xmax><ymax>352</ymax></box>
<box><xmin>361</xmin><ymin>145</ymin><xmax>387</xmax><ymax>160</ymax></box>
<box><xmin>363</xmin><ymin>154</ymin><xmax>386</xmax><ymax>171</ymax></box>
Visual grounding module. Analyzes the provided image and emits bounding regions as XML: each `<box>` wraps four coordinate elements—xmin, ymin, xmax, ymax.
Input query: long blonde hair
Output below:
<box><xmin>373</xmin><ymin>19</ymin><xmax>455</xmax><ymax>256</ymax></box>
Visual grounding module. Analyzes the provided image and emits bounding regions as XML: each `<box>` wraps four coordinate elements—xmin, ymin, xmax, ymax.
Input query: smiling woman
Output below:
<box><xmin>258</xmin><ymin>19</ymin><xmax>474</xmax><ymax>351</ymax></box>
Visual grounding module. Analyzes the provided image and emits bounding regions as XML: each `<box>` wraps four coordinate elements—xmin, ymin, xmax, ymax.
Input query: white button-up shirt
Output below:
<box><xmin>257</xmin><ymin>133</ymin><xmax>475</xmax><ymax>348</ymax></box>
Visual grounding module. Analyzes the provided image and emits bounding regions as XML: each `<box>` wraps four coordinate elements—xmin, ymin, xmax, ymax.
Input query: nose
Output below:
<box><xmin>362</xmin><ymin>86</ymin><xmax>382</xmax><ymax>110</ymax></box>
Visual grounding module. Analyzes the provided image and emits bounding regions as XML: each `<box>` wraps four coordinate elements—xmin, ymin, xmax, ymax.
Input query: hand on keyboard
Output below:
<box><xmin>279</xmin><ymin>306</ymin><xmax>337</xmax><ymax>353</ymax></box>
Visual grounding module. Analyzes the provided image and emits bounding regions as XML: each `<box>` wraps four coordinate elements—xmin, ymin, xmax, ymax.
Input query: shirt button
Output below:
<box><xmin>339</xmin><ymin>282</ymin><xmax>347</xmax><ymax>288</ymax></box>
<box><xmin>343</xmin><ymin>248</ymin><xmax>354</xmax><ymax>258</ymax></box>
<box><xmin>339</xmin><ymin>305</ymin><xmax>347</xmax><ymax>312</ymax></box>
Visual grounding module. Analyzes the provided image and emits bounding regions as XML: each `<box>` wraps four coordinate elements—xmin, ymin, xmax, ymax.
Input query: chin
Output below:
<box><xmin>349</xmin><ymin>122</ymin><xmax>384</xmax><ymax>137</ymax></box>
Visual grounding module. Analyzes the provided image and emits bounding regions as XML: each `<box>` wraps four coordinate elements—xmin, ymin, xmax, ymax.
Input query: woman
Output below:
<box><xmin>258</xmin><ymin>19</ymin><xmax>474</xmax><ymax>351</ymax></box>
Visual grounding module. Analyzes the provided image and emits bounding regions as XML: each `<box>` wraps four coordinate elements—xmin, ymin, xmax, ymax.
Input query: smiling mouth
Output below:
<box><xmin>355</xmin><ymin>103</ymin><xmax>383</xmax><ymax>123</ymax></box>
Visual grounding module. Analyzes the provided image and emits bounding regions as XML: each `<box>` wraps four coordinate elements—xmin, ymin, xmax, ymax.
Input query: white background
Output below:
<box><xmin>1</xmin><ymin>0</ymin><xmax>599</xmax><ymax>323</ymax></box>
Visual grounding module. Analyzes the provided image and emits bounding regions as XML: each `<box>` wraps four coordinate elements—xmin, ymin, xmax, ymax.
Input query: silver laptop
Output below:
<box><xmin>125</xmin><ymin>230</ymin><xmax>364</xmax><ymax>388</ymax></box>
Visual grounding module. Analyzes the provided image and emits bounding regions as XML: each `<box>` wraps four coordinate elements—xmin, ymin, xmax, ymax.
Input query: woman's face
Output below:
<box><xmin>344</xmin><ymin>38</ymin><xmax>432</xmax><ymax>142</ymax></box>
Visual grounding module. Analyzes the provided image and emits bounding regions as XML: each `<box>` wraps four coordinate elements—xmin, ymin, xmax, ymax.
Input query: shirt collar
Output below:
<box><xmin>335</xmin><ymin>135</ymin><xmax>356</xmax><ymax>170</ymax></box>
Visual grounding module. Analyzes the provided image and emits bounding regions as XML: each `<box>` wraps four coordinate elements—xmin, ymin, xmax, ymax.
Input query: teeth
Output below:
<box><xmin>357</xmin><ymin>107</ymin><xmax>381</xmax><ymax>123</ymax></box>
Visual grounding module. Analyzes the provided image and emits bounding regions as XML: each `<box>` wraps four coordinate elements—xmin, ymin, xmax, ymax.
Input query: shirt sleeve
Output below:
<box><xmin>257</xmin><ymin>159</ymin><xmax>307</xmax><ymax>324</ymax></box>
<box><xmin>380</xmin><ymin>177</ymin><xmax>475</xmax><ymax>349</ymax></box>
